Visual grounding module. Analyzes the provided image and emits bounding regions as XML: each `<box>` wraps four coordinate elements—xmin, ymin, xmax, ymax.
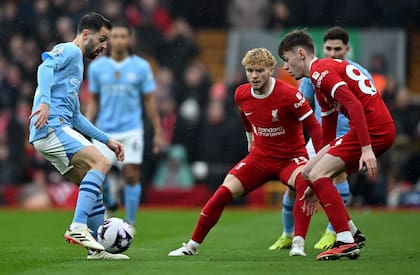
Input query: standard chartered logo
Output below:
<box><xmin>253</xmin><ymin>126</ymin><xmax>285</xmax><ymax>137</ymax></box>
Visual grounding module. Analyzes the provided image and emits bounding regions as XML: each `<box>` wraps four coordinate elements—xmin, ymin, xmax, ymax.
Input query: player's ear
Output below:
<box><xmin>81</xmin><ymin>29</ymin><xmax>90</xmax><ymax>40</ymax></box>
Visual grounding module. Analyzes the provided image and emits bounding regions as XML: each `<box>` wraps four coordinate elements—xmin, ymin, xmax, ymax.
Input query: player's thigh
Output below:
<box><xmin>70</xmin><ymin>145</ymin><xmax>111</xmax><ymax>175</ymax></box>
<box><xmin>33</xmin><ymin>126</ymin><xmax>91</xmax><ymax>179</ymax></box>
<box><xmin>227</xmin><ymin>153</ymin><xmax>278</xmax><ymax>198</ymax></box>
<box><xmin>92</xmin><ymin>138</ymin><xmax>117</xmax><ymax>164</ymax></box>
<box><xmin>222</xmin><ymin>174</ymin><xmax>245</xmax><ymax>198</ymax></box>
<box><xmin>302</xmin><ymin>144</ymin><xmax>330</xmax><ymax>179</ymax></box>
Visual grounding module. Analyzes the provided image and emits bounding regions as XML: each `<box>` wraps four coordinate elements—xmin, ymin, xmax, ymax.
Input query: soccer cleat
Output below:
<box><xmin>354</xmin><ymin>230</ymin><xmax>366</xmax><ymax>248</ymax></box>
<box><xmin>289</xmin><ymin>237</ymin><xmax>306</xmax><ymax>256</ymax></box>
<box><xmin>64</xmin><ymin>226</ymin><xmax>104</xmax><ymax>251</ymax></box>
<box><xmin>269</xmin><ymin>233</ymin><xmax>293</xmax><ymax>250</ymax></box>
<box><xmin>314</xmin><ymin>230</ymin><xmax>336</xmax><ymax>250</ymax></box>
<box><xmin>316</xmin><ymin>241</ymin><xmax>360</xmax><ymax>261</ymax></box>
<box><xmin>168</xmin><ymin>243</ymin><xmax>198</xmax><ymax>256</ymax></box>
<box><xmin>87</xmin><ymin>249</ymin><xmax>129</xmax><ymax>260</ymax></box>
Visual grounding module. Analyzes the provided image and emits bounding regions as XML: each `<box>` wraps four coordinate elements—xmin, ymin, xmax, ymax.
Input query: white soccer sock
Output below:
<box><xmin>70</xmin><ymin>222</ymin><xmax>86</xmax><ymax>231</ymax></box>
<box><xmin>188</xmin><ymin>240</ymin><xmax>200</xmax><ymax>249</ymax></box>
<box><xmin>336</xmin><ymin>231</ymin><xmax>354</xmax><ymax>243</ymax></box>
<box><xmin>347</xmin><ymin>220</ymin><xmax>357</xmax><ymax>235</ymax></box>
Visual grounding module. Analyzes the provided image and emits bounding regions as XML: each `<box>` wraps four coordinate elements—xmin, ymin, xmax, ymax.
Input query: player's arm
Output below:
<box><xmin>84</xmin><ymin>93</ymin><xmax>99</xmax><ymax>122</ymax></box>
<box><xmin>302</xmin><ymin>113</ymin><xmax>322</xmax><ymax>152</ymax></box>
<box><xmin>143</xmin><ymin>92</ymin><xmax>163</xmax><ymax>154</ymax></box>
<box><xmin>239</xmin><ymin>111</ymin><xmax>254</xmax><ymax>152</ymax></box>
<box><xmin>320</xmin><ymin>110</ymin><xmax>338</xmax><ymax>146</ymax></box>
<box><xmin>29</xmin><ymin>58</ymin><xmax>55</xmax><ymax>128</ymax></box>
<box><xmin>334</xmin><ymin>85</ymin><xmax>376</xmax><ymax>175</ymax></box>
<box><xmin>299</xmin><ymin>78</ymin><xmax>315</xmax><ymax>106</ymax></box>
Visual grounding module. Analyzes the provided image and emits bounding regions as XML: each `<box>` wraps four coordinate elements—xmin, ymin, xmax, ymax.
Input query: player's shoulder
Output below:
<box><xmin>42</xmin><ymin>42</ymin><xmax>80</xmax><ymax>60</ymax></box>
<box><xmin>130</xmin><ymin>55</ymin><xmax>152</xmax><ymax>67</ymax></box>
<box><xmin>234</xmin><ymin>83</ymin><xmax>251</xmax><ymax>99</ymax></box>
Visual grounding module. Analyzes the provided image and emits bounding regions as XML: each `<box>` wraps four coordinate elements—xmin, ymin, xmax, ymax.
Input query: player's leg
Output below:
<box><xmin>268</xmin><ymin>189</ymin><xmax>295</xmax><ymax>250</ymax></box>
<box><xmin>92</xmin><ymin>139</ymin><xmax>119</xmax><ymax>217</ymax></box>
<box><xmin>305</xmin><ymin>153</ymin><xmax>360</xmax><ymax>260</ymax></box>
<box><xmin>314</xmin><ymin>172</ymin><xmax>350</xmax><ymax>249</ymax></box>
<box><xmin>121</xmin><ymin>130</ymin><xmax>144</xmax><ymax>227</ymax></box>
<box><xmin>33</xmin><ymin>127</ymin><xmax>110</xmax><ymax>250</ymax></box>
<box><xmin>64</xmin><ymin>145</ymin><xmax>111</xmax><ymax>250</ymax></box>
<box><xmin>168</xmin><ymin>174</ymin><xmax>239</xmax><ymax>256</ymax></box>
<box><xmin>169</xmin><ymin>154</ymin><xmax>273</xmax><ymax>256</ymax></box>
<box><xmin>123</xmin><ymin>164</ymin><xmax>141</xmax><ymax>227</ymax></box>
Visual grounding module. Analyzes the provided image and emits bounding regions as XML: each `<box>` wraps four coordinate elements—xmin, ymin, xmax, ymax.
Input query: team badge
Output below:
<box><xmin>272</xmin><ymin>109</ymin><xmax>279</xmax><ymax>122</ymax></box>
<box><xmin>114</xmin><ymin>70</ymin><xmax>121</xmax><ymax>80</ymax></box>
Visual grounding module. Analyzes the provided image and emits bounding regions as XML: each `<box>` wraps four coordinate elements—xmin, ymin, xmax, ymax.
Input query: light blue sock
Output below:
<box><xmin>326</xmin><ymin>180</ymin><xmax>350</xmax><ymax>232</ymax></box>
<box><xmin>124</xmin><ymin>183</ymin><xmax>141</xmax><ymax>225</ymax></box>
<box><xmin>282</xmin><ymin>190</ymin><xmax>295</xmax><ymax>235</ymax></box>
<box><xmin>103</xmin><ymin>178</ymin><xmax>118</xmax><ymax>209</ymax></box>
<box><xmin>72</xmin><ymin>169</ymin><xmax>105</xmax><ymax>225</ymax></box>
<box><xmin>87</xmin><ymin>193</ymin><xmax>105</xmax><ymax>239</ymax></box>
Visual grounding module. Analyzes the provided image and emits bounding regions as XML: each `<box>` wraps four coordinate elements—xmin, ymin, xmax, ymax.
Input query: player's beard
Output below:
<box><xmin>85</xmin><ymin>38</ymin><xmax>100</xmax><ymax>59</ymax></box>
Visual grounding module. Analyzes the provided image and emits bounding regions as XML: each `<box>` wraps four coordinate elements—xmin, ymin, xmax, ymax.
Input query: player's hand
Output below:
<box><xmin>299</xmin><ymin>186</ymin><xmax>318</xmax><ymax>216</ymax></box>
<box><xmin>359</xmin><ymin>145</ymin><xmax>376</xmax><ymax>177</ymax></box>
<box><xmin>29</xmin><ymin>103</ymin><xmax>50</xmax><ymax>129</ymax></box>
<box><xmin>107</xmin><ymin>138</ymin><xmax>125</xmax><ymax>161</ymax></box>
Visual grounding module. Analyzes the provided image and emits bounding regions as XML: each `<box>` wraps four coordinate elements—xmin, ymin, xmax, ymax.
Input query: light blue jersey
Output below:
<box><xmin>29</xmin><ymin>42</ymin><xmax>108</xmax><ymax>144</ymax></box>
<box><xmin>88</xmin><ymin>55</ymin><xmax>156</xmax><ymax>133</ymax></box>
<box><xmin>300</xmin><ymin>59</ymin><xmax>373</xmax><ymax>137</ymax></box>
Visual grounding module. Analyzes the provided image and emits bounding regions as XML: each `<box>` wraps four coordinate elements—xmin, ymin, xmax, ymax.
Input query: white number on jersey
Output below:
<box><xmin>345</xmin><ymin>64</ymin><xmax>377</xmax><ymax>95</ymax></box>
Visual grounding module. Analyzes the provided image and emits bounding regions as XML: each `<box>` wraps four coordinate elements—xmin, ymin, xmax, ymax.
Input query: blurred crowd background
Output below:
<box><xmin>1</xmin><ymin>0</ymin><xmax>420</xmax><ymax>209</ymax></box>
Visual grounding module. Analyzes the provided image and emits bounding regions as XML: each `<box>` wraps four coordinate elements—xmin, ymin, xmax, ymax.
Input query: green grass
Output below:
<box><xmin>0</xmin><ymin>208</ymin><xmax>419</xmax><ymax>275</ymax></box>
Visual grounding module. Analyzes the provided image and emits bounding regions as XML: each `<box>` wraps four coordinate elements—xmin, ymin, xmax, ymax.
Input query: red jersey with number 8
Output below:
<box><xmin>310</xmin><ymin>58</ymin><xmax>393</xmax><ymax>132</ymax></box>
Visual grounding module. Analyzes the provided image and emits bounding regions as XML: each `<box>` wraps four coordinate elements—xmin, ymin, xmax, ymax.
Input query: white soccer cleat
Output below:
<box><xmin>64</xmin><ymin>225</ymin><xmax>105</xmax><ymax>251</ymax></box>
<box><xmin>289</xmin><ymin>236</ymin><xmax>307</xmax><ymax>256</ymax></box>
<box><xmin>87</xmin><ymin>250</ymin><xmax>129</xmax><ymax>260</ymax></box>
<box><xmin>168</xmin><ymin>243</ymin><xmax>198</xmax><ymax>256</ymax></box>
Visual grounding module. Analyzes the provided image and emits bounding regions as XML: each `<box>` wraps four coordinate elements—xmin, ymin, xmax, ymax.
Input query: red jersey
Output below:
<box><xmin>310</xmin><ymin>58</ymin><xmax>394</xmax><ymax>146</ymax></box>
<box><xmin>311</xmin><ymin>58</ymin><xmax>393</xmax><ymax>130</ymax></box>
<box><xmin>234</xmin><ymin>78</ymin><xmax>313</xmax><ymax>159</ymax></box>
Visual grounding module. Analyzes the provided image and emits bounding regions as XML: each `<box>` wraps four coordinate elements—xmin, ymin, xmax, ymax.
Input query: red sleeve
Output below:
<box><xmin>239</xmin><ymin>110</ymin><xmax>252</xmax><ymax>132</ymax></box>
<box><xmin>302</xmin><ymin>113</ymin><xmax>322</xmax><ymax>152</ymax></box>
<box><xmin>321</xmin><ymin>111</ymin><xmax>338</xmax><ymax>146</ymax></box>
<box><xmin>334</xmin><ymin>85</ymin><xmax>371</xmax><ymax>146</ymax></box>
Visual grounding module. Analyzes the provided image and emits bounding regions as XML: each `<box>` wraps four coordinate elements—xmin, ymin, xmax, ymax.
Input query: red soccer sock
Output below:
<box><xmin>191</xmin><ymin>185</ymin><xmax>233</xmax><ymax>243</ymax></box>
<box><xmin>311</xmin><ymin>177</ymin><xmax>350</xmax><ymax>233</ymax></box>
<box><xmin>293</xmin><ymin>174</ymin><xmax>312</xmax><ymax>238</ymax></box>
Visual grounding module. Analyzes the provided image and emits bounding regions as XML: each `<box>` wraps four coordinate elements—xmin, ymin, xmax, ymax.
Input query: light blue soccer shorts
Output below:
<box><xmin>33</xmin><ymin>126</ymin><xmax>91</xmax><ymax>175</ymax></box>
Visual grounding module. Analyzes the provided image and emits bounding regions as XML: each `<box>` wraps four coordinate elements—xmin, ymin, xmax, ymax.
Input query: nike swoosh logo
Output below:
<box><xmin>244</xmin><ymin>112</ymin><xmax>253</xmax><ymax>116</ymax></box>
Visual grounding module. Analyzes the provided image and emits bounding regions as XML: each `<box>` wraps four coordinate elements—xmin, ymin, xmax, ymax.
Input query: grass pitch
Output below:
<box><xmin>0</xmin><ymin>207</ymin><xmax>419</xmax><ymax>275</ymax></box>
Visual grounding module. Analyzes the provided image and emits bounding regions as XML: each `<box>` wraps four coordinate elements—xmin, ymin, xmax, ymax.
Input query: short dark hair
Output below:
<box><xmin>112</xmin><ymin>21</ymin><xmax>133</xmax><ymax>35</ymax></box>
<box><xmin>323</xmin><ymin>26</ymin><xmax>349</xmax><ymax>44</ymax></box>
<box><xmin>278</xmin><ymin>30</ymin><xmax>314</xmax><ymax>59</ymax></box>
<box><xmin>77</xmin><ymin>12</ymin><xmax>112</xmax><ymax>33</ymax></box>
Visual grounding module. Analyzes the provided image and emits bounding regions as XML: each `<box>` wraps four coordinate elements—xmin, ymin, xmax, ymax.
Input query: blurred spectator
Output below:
<box><xmin>268</xmin><ymin>0</ymin><xmax>291</xmax><ymax>30</ymax></box>
<box><xmin>152</xmin><ymin>144</ymin><xmax>194</xmax><ymax>190</ymax></box>
<box><xmin>369</xmin><ymin>53</ymin><xmax>388</xmax><ymax>95</ymax></box>
<box><xmin>194</xmin><ymin>99</ymin><xmax>246</xmax><ymax>189</ymax></box>
<box><xmin>226</xmin><ymin>0</ymin><xmax>271</xmax><ymax>30</ymax></box>
<box><xmin>125</xmin><ymin>0</ymin><xmax>172</xmax><ymax>57</ymax></box>
<box><xmin>156</xmin><ymin>17</ymin><xmax>199</xmax><ymax>80</ymax></box>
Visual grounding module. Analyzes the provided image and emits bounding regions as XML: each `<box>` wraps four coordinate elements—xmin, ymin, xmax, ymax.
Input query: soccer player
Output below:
<box><xmin>29</xmin><ymin>12</ymin><xmax>128</xmax><ymax>260</ymax></box>
<box><xmin>86</xmin><ymin>22</ymin><xmax>163</xmax><ymax>227</ymax></box>
<box><xmin>278</xmin><ymin>30</ymin><xmax>395</xmax><ymax>260</ymax></box>
<box><xmin>168</xmin><ymin>47</ymin><xmax>325</xmax><ymax>257</ymax></box>
<box><xmin>270</xmin><ymin>26</ymin><xmax>371</xmax><ymax>251</ymax></box>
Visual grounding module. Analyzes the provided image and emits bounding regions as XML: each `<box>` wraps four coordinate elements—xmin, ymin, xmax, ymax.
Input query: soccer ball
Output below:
<box><xmin>97</xmin><ymin>217</ymin><xmax>134</xmax><ymax>253</ymax></box>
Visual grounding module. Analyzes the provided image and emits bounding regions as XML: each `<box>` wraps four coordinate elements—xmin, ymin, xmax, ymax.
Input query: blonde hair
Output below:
<box><xmin>241</xmin><ymin>48</ymin><xmax>277</xmax><ymax>68</ymax></box>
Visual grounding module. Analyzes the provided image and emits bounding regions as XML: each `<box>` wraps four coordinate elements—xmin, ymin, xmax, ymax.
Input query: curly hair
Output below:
<box><xmin>241</xmin><ymin>48</ymin><xmax>277</xmax><ymax>68</ymax></box>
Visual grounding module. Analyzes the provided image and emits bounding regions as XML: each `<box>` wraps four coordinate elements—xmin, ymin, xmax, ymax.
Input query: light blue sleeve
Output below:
<box><xmin>140</xmin><ymin>61</ymin><xmax>157</xmax><ymax>94</ymax></box>
<box><xmin>299</xmin><ymin>77</ymin><xmax>315</xmax><ymax>101</ymax></box>
<box><xmin>37</xmin><ymin>59</ymin><xmax>55</xmax><ymax>105</ymax></box>
<box><xmin>72</xmin><ymin>112</ymin><xmax>109</xmax><ymax>144</ymax></box>
<box><xmin>88</xmin><ymin>61</ymin><xmax>99</xmax><ymax>94</ymax></box>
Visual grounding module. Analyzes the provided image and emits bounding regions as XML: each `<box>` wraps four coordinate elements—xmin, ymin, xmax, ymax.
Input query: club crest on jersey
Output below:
<box><xmin>272</xmin><ymin>109</ymin><xmax>279</xmax><ymax>122</ymax></box>
<box><xmin>114</xmin><ymin>70</ymin><xmax>121</xmax><ymax>80</ymax></box>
